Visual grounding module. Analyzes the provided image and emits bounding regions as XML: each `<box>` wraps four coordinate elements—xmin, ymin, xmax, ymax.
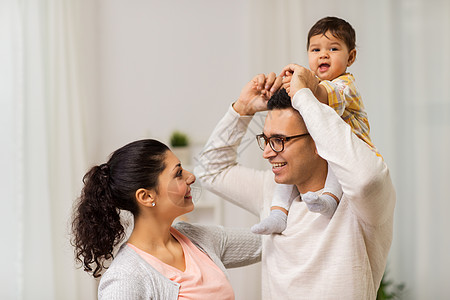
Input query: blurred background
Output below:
<box><xmin>2</xmin><ymin>0</ymin><xmax>449</xmax><ymax>299</ymax></box>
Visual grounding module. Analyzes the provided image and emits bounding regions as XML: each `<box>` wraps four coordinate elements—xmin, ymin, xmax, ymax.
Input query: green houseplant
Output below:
<box><xmin>377</xmin><ymin>271</ymin><xmax>405</xmax><ymax>300</ymax></box>
<box><xmin>170</xmin><ymin>131</ymin><xmax>191</xmax><ymax>165</ymax></box>
<box><xmin>170</xmin><ymin>131</ymin><xmax>189</xmax><ymax>148</ymax></box>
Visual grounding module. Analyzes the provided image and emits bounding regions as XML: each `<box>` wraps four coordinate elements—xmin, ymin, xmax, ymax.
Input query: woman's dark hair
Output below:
<box><xmin>307</xmin><ymin>16</ymin><xmax>356</xmax><ymax>51</ymax></box>
<box><xmin>71</xmin><ymin>139</ymin><xmax>169</xmax><ymax>277</ymax></box>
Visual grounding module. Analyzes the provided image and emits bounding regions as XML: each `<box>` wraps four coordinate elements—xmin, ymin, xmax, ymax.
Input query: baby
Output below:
<box><xmin>252</xmin><ymin>16</ymin><xmax>377</xmax><ymax>235</ymax></box>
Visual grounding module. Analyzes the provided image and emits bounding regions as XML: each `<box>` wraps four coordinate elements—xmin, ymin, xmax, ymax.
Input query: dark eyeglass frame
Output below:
<box><xmin>256</xmin><ymin>133</ymin><xmax>310</xmax><ymax>153</ymax></box>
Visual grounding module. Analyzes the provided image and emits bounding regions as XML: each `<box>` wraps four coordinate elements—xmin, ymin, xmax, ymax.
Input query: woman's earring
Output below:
<box><xmin>148</xmin><ymin>194</ymin><xmax>156</xmax><ymax>207</ymax></box>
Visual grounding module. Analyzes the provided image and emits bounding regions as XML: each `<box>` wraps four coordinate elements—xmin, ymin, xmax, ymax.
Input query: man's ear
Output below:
<box><xmin>347</xmin><ymin>49</ymin><xmax>356</xmax><ymax>67</ymax></box>
<box><xmin>135</xmin><ymin>188</ymin><xmax>156</xmax><ymax>207</ymax></box>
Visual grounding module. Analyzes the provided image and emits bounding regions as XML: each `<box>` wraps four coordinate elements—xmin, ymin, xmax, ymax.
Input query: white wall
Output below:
<box><xmin>94</xmin><ymin>0</ymin><xmax>251</xmax><ymax>158</ymax></box>
<box><xmin>83</xmin><ymin>1</ymin><xmax>263</xmax><ymax>299</ymax></box>
<box><xmin>80</xmin><ymin>1</ymin><xmax>450</xmax><ymax>299</ymax></box>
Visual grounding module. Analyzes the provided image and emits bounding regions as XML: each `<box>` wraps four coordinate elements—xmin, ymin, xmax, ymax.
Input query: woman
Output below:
<box><xmin>71</xmin><ymin>139</ymin><xmax>261</xmax><ymax>299</ymax></box>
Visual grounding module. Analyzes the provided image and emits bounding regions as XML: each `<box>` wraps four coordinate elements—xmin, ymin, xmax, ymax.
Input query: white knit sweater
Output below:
<box><xmin>195</xmin><ymin>88</ymin><xmax>396</xmax><ymax>300</ymax></box>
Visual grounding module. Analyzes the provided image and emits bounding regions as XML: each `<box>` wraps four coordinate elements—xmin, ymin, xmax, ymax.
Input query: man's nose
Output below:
<box><xmin>262</xmin><ymin>143</ymin><xmax>276</xmax><ymax>159</ymax></box>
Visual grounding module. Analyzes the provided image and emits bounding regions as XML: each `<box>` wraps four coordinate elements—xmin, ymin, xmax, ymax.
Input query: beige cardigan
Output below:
<box><xmin>98</xmin><ymin>222</ymin><xmax>261</xmax><ymax>299</ymax></box>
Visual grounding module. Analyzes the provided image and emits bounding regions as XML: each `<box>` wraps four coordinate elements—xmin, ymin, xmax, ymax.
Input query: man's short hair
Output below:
<box><xmin>307</xmin><ymin>16</ymin><xmax>356</xmax><ymax>51</ymax></box>
<box><xmin>267</xmin><ymin>88</ymin><xmax>292</xmax><ymax>110</ymax></box>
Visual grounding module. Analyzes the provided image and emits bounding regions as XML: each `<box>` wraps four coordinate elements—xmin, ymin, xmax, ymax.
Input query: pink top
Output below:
<box><xmin>127</xmin><ymin>227</ymin><xmax>235</xmax><ymax>300</ymax></box>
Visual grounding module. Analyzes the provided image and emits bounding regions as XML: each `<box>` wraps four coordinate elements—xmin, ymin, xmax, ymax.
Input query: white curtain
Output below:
<box><xmin>0</xmin><ymin>0</ymin><xmax>95</xmax><ymax>299</ymax></box>
<box><xmin>248</xmin><ymin>0</ymin><xmax>450</xmax><ymax>298</ymax></box>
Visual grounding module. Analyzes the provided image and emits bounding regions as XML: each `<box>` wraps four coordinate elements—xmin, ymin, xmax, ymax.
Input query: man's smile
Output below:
<box><xmin>271</xmin><ymin>162</ymin><xmax>287</xmax><ymax>169</ymax></box>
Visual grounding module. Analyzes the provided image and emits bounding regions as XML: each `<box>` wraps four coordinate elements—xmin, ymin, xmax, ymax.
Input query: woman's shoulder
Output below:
<box><xmin>173</xmin><ymin>222</ymin><xmax>229</xmax><ymax>254</ymax></box>
<box><xmin>173</xmin><ymin>222</ymin><xmax>225</xmax><ymax>241</ymax></box>
<box><xmin>98</xmin><ymin>244</ymin><xmax>179</xmax><ymax>299</ymax></box>
<box><xmin>98</xmin><ymin>245</ymin><xmax>148</xmax><ymax>298</ymax></box>
<box><xmin>100</xmin><ymin>244</ymin><xmax>147</xmax><ymax>280</ymax></box>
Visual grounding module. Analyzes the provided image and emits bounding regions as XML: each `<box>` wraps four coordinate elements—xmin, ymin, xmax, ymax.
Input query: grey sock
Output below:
<box><xmin>323</xmin><ymin>165</ymin><xmax>343</xmax><ymax>199</ymax></box>
<box><xmin>302</xmin><ymin>191</ymin><xmax>338</xmax><ymax>218</ymax></box>
<box><xmin>251</xmin><ymin>209</ymin><xmax>288</xmax><ymax>235</ymax></box>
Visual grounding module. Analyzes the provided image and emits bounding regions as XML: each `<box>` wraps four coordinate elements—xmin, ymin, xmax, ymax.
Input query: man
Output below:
<box><xmin>194</xmin><ymin>65</ymin><xmax>395</xmax><ymax>299</ymax></box>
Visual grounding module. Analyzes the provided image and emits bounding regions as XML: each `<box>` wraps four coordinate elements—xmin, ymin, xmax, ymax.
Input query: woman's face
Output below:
<box><xmin>156</xmin><ymin>150</ymin><xmax>195</xmax><ymax>214</ymax></box>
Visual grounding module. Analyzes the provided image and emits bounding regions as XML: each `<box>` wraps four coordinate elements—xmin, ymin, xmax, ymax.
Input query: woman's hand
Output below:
<box><xmin>233</xmin><ymin>72</ymin><xmax>283</xmax><ymax>116</ymax></box>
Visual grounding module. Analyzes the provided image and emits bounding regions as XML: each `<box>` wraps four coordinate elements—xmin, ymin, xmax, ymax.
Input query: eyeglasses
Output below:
<box><xmin>256</xmin><ymin>133</ymin><xmax>310</xmax><ymax>153</ymax></box>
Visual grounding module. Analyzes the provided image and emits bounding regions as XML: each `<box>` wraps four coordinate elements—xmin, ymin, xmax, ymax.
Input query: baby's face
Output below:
<box><xmin>308</xmin><ymin>31</ymin><xmax>356</xmax><ymax>81</ymax></box>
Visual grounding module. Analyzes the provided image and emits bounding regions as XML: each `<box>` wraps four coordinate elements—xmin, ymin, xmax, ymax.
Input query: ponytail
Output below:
<box><xmin>71</xmin><ymin>139</ymin><xmax>169</xmax><ymax>277</ymax></box>
<box><xmin>71</xmin><ymin>164</ymin><xmax>124</xmax><ymax>278</ymax></box>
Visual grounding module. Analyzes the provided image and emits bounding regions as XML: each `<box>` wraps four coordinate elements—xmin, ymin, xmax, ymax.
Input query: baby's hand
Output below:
<box><xmin>281</xmin><ymin>71</ymin><xmax>293</xmax><ymax>94</ymax></box>
<box><xmin>281</xmin><ymin>64</ymin><xmax>319</xmax><ymax>97</ymax></box>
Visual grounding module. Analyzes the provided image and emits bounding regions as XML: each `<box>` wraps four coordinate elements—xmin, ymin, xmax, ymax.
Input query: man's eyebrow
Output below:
<box><xmin>266</xmin><ymin>133</ymin><xmax>286</xmax><ymax>138</ymax></box>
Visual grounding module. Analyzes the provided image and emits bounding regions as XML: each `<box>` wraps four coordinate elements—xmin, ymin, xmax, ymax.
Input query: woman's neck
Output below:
<box><xmin>128</xmin><ymin>215</ymin><xmax>186</xmax><ymax>271</ymax></box>
<box><xmin>127</xmin><ymin>215</ymin><xmax>175</xmax><ymax>252</ymax></box>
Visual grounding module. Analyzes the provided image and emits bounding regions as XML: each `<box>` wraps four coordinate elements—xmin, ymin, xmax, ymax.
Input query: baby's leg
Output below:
<box><xmin>302</xmin><ymin>164</ymin><xmax>342</xmax><ymax>218</ymax></box>
<box><xmin>251</xmin><ymin>184</ymin><xmax>299</xmax><ymax>235</ymax></box>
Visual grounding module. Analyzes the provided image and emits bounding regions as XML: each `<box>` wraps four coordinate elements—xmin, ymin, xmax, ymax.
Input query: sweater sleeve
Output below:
<box><xmin>292</xmin><ymin>89</ymin><xmax>395</xmax><ymax>226</ymax></box>
<box><xmin>194</xmin><ymin>105</ymin><xmax>272</xmax><ymax>216</ymax></box>
<box><xmin>175</xmin><ymin>222</ymin><xmax>261</xmax><ymax>270</ymax></box>
<box><xmin>219</xmin><ymin>226</ymin><xmax>262</xmax><ymax>268</ymax></box>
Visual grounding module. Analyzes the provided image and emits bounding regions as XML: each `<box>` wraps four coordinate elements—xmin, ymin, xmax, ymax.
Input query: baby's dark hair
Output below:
<box><xmin>307</xmin><ymin>16</ymin><xmax>356</xmax><ymax>51</ymax></box>
<box><xmin>267</xmin><ymin>88</ymin><xmax>293</xmax><ymax>110</ymax></box>
<box><xmin>71</xmin><ymin>139</ymin><xmax>169</xmax><ymax>277</ymax></box>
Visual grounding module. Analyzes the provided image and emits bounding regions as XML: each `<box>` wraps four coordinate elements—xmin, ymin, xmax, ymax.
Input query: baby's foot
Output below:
<box><xmin>251</xmin><ymin>210</ymin><xmax>287</xmax><ymax>235</ymax></box>
<box><xmin>302</xmin><ymin>191</ymin><xmax>337</xmax><ymax>218</ymax></box>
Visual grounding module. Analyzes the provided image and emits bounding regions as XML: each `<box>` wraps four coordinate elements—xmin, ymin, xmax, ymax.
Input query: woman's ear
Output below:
<box><xmin>347</xmin><ymin>49</ymin><xmax>357</xmax><ymax>67</ymax></box>
<box><xmin>135</xmin><ymin>188</ymin><xmax>156</xmax><ymax>207</ymax></box>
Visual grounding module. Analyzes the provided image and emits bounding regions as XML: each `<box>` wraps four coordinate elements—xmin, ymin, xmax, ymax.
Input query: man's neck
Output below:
<box><xmin>295</xmin><ymin>161</ymin><xmax>328</xmax><ymax>194</ymax></box>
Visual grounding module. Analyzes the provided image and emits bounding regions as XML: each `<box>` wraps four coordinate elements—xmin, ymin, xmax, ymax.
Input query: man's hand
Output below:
<box><xmin>233</xmin><ymin>72</ymin><xmax>283</xmax><ymax>116</ymax></box>
<box><xmin>280</xmin><ymin>64</ymin><xmax>320</xmax><ymax>98</ymax></box>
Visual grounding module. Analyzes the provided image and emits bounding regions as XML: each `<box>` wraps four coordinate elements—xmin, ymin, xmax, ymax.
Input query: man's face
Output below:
<box><xmin>308</xmin><ymin>31</ymin><xmax>356</xmax><ymax>81</ymax></box>
<box><xmin>263</xmin><ymin>108</ymin><xmax>322</xmax><ymax>189</ymax></box>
